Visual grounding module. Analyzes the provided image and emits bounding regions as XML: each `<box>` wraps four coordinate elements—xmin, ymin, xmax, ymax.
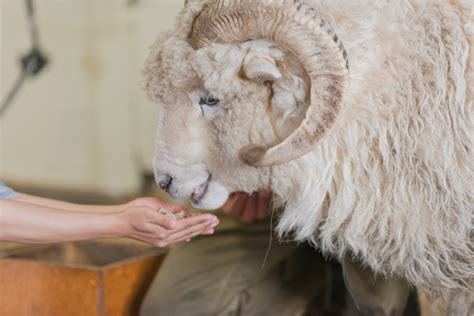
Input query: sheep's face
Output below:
<box><xmin>146</xmin><ymin>37</ymin><xmax>309</xmax><ymax>210</ymax></box>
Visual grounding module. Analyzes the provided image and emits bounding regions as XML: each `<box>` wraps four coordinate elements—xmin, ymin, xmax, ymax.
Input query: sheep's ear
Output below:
<box><xmin>242</xmin><ymin>53</ymin><xmax>282</xmax><ymax>83</ymax></box>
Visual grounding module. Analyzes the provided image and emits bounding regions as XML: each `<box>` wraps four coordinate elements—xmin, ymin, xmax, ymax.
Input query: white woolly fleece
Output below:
<box><xmin>143</xmin><ymin>0</ymin><xmax>473</xmax><ymax>297</ymax></box>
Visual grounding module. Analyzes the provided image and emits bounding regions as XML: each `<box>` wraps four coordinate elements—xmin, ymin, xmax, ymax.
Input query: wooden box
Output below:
<box><xmin>0</xmin><ymin>241</ymin><xmax>166</xmax><ymax>316</ymax></box>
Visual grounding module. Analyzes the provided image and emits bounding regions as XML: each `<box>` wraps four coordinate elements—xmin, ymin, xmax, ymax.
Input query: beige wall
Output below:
<box><xmin>0</xmin><ymin>0</ymin><xmax>182</xmax><ymax>195</ymax></box>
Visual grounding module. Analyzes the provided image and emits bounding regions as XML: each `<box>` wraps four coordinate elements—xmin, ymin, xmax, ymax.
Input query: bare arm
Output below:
<box><xmin>15</xmin><ymin>194</ymin><xmax>187</xmax><ymax>214</ymax></box>
<box><xmin>16</xmin><ymin>194</ymin><xmax>126</xmax><ymax>213</ymax></box>
<box><xmin>0</xmin><ymin>198</ymin><xmax>219</xmax><ymax>246</ymax></box>
<box><xmin>0</xmin><ymin>199</ymin><xmax>124</xmax><ymax>243</ymax></box>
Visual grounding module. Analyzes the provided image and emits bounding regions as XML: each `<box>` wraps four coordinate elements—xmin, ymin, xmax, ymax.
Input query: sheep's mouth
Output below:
<box><xmin>191</xmin><ymin>175</ymin><xmax>211</xmax><ymax>205</ymax></box>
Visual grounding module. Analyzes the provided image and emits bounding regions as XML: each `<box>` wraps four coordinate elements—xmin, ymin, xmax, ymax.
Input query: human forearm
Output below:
<box><xmin>15</xmin><ymin>194</ymin><xmax>122</xmax><ymax>213</ymax></box>
<box><xmin>0</xmin><ymin>199</ymin><xmax>124</xmax><ymax>243</ymax></box>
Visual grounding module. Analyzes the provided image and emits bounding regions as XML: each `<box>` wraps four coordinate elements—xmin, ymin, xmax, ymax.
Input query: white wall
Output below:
<box><xmin>0</xmin><ymin>0</ymin><xmax>182</xmax><ymax>195</ymax></box>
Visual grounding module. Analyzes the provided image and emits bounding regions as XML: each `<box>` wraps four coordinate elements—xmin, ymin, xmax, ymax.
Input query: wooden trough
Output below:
<box><xmin>0</xmin><ymin>240</ymin><xmax>166</xmax><ymax>316</ymax></box>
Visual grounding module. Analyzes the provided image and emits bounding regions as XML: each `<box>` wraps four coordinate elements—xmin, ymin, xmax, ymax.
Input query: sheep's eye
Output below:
<box><xmin>199</xmin><ymin>95</ymin><xmax>219</xmax><ymax>106</ymax></box>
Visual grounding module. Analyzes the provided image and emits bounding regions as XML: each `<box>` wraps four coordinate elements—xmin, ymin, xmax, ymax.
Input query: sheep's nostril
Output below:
<box><xmin>158</xmin><ymin>175</ymin><xmax>173</xmax><ymax>192</ymax></box>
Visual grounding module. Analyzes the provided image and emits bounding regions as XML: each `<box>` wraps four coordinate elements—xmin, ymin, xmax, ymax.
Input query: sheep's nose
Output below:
<box><xmin>158</xmin><ymin>174</ymin><xmax>173</xmax><ymax>192</ymax></box>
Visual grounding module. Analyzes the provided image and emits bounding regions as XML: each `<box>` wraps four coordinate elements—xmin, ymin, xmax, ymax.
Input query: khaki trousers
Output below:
<box><xmin>141</xmin><ymin>212</ymin><xmax>326</xmax><ymax>316</ymax></box>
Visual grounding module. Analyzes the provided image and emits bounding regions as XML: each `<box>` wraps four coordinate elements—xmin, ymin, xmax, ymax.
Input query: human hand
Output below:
<box><xmin>125</xmin><ymin>197</ymin><xmax>185</xmax><ymax>213</ymax></box>
<box><xmin>116</xmin><ymin>204</ymin><xmax>219</xmax><ymax>247</ymax></box>
<box><xmin>125</xmin><ymin>196</ymin><xmax>216</xmax><ymax>235</ymax></box>
<box><xmin>222</xmin><ymin>190</ymin><xmax>271</xmax><ymax>224</ymax></box>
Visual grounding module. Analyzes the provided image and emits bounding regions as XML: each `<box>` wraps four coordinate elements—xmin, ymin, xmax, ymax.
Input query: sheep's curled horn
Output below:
<box><xmin>189</xmin><ymin>0</ymin><xmax>349</xmax><ymax>166</ymax></box>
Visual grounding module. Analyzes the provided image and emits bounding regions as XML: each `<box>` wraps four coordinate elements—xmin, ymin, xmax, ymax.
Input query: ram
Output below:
<box><xmin>144</xmin><ymin>0</ymin><xmax>473</xmax><ymax>313</ymax></box>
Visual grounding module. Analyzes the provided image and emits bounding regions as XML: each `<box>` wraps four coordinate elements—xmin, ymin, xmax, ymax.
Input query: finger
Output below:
<box><xmin>135</xmin><ymin>220</ymin><xmax>214</xmax><ymax>247</ymax></box>
<box><xmin>167</xmin><ymin>204</ymin><xmax>188</xmax><ymax>213</ymax></box>
<box><xmin>222</xmin><ymin>193</ymin><xmax>238</xmax><ymax>214</ymax></box>
<box><xmin>195</xmin><ymin>226</ymin><xmax>215</xmax><ymax>235</ymax></box>
<box><xmin>139</xmin><ymin>198</ymin><xmax>164</xmax><ymax>210</ymax></box>
<box><xmin>129</xmin><ymin>232</ymin><xmax>169</xmax><ymax>248</ymax></box>
<box><xmin>257</xmin><ymin>190</ymin><xmax>271</xmax><ymax>220</ymax></box>
<box><xmin>166</xmin><ymin>221</ymin><xmax>217</xmax><ymax>243</ymax></box>
<box><xmin>174</xmin><ymin>214</ymin><xmax>218</xmax><ymax>232</ymax></box>
<box><xmin>157</xmin><ymin>200</ymin><xmax>188</xmax><ymax>212</ymax></box>
<box><xmin>172</xmin><ymin>226</ymin><xmax>215</xmax><ymax>244</ymax></box>
<box><xmin>169</xmin><ymin>209</ymin><xmax>190</xmax><ymax>219</ymax></box>
<box><xmin>141</xmin><ymin>206</ymin><xmax>184</xmax><ymax>229</ymax></box>
<box><xmin>241</xmin><ymin>192</ymin><xmax>257</xmax><ymax>224</ymax></box>
<box><xmin>225</xmin><ymin>192</ymin><xmax>248</xmax><ymax>218</ymax></box>
<box><xmin>145</xmin><ymin>209</ymin><xmax>178</xmax><ymax>229</ymax></box>
<box><xmin>148</xmin><ymin>208</ymin><xmax>216</xmax><ymax>230</ymax></box>
<box><xmin>202</xmin><ymin>228</ymin><xmax>215</xmax><ymax>235</ymax></box>
<box><xmin>173</xmin><ymin>229</ymin><xmax>214</xmax><ymax>244</ymax></box>
<box><xmin>132</xmin><ymin>197</ymin><xmax>182</xmax><ymax>212</ymax></box>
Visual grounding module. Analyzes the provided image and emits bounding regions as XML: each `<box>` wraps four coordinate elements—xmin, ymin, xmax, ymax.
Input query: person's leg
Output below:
<box><xmin>418</xmin><ymin>287</ymin><xmax>473</xmax><ymax>316</ymax></box>
<box><xmin>417</xmin><ymin>289</ymin><xmax>448</xmax><ymax>316</ymax></box>
<box><xmin>141</xmin><ymin>212</ymin><xmax>326</xmax><ymax>316</ymax></box>
<box><xmin>342</xmin><ymin>257</ymin><xmax>410</xmax><ymax>316</ymax></box>
<box><xmin>237</xmin><ymin>242</ymin><xmax>328</xmax><ymax>316</ymax></box>
<box><xmin>447</xmin><ymin>290</ymin><xmax>473</xmax><ymax>316</ymax></box>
